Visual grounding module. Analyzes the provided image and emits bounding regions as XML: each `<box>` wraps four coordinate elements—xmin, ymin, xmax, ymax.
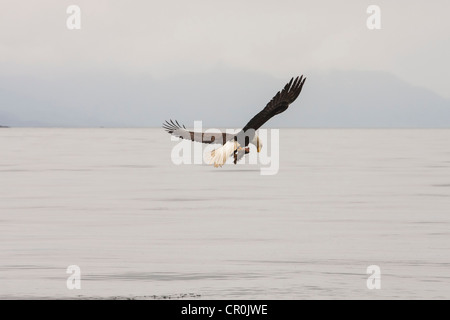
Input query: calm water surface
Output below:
<box><xmin>0</xmin><ymin>129</ymin><xmax>449</xmax><ymax>299</ymax></box>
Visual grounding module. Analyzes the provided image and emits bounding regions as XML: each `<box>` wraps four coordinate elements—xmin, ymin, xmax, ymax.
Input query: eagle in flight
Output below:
<box><xmin>163</xmin><ymin>75</ymin><xmax>306</xmax><ymax>167</ymax></box>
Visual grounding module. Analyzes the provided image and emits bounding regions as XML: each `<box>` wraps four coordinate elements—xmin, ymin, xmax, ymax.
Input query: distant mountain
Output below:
<box><xmin>294</xmin><ymin>70</ymin><xmax>450</xmax><ymax>128</ymax></box>
<box><xmin>1</xmin><ymin>69</ymin><xmax>449</xmax><ymax>128</ymax></box>
<box><xmin>0</xmin><ymin>87</ymin><xmax>100</xmax><ymax>127</ymax></box>
<box><xmin>0</xmin><ymin>110</ymin><xmax>14</xmax><ymax>127</ymax></box>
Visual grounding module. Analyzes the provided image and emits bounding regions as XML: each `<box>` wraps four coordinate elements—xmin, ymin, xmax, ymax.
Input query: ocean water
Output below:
<box><xmin>0</xmin><ymin>128</ymin><xmax>449</xmax><ymax>299</ymax></box>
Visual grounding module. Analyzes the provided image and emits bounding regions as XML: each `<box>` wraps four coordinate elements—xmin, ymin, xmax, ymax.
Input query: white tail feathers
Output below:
<box><xmin>207</xmin><ymin>140</ymin><xmax>239</xmax><ymax>167</ymax></box>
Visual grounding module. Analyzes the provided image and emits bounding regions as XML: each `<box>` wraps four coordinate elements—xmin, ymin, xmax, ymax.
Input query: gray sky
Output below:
<box><xmin>1</xmin><ymin>0</ymin><xmax>450</xmax><ymax>127</ymax></box>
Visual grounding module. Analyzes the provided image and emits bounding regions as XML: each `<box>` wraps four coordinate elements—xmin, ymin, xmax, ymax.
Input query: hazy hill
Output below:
<box><xmin>1</xmin><ymin>69</ymin><xmax>449</xmax><ymax>128</ymax></box>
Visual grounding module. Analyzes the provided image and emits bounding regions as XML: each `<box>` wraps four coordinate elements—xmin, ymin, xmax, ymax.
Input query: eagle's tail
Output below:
<box><xmin>206</xmin><ymin>140</ymin><xmax>239</xmax><ymax>167</ymax></box>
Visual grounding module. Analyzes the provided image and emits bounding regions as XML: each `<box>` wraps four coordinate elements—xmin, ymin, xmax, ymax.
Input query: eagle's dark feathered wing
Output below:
<box><xmin>162</xmin><ymin>120</ymin><xmax>233</xmax><ymax>144</ymax></box>
<box><xmin>163</xmin><ymin>75</ymin><xmax>306</xmax><ymax>146</ymax></box>
<box><xmin>241</xmin><ymin>75</ymin><xmax>306</xmax><ymax>132</ymax></box>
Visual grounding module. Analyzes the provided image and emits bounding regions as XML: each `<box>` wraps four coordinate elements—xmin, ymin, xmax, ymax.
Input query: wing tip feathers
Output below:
<box><xmin>162</xmin><ymin>119</ymin><xmax>186</xmax><ymax>134</ymax></box>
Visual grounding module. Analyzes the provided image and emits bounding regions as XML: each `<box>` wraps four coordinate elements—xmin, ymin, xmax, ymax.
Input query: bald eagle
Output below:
<box><xmin>163</xmin><ymin>75</ymin><xmax>306</xmax><ymax>167</ymax></box>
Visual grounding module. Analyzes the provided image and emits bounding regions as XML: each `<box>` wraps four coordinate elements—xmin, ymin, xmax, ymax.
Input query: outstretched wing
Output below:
<box><xmin>242</xmin><ymin>75</ymin><xmax>306</xmax><ymax>132</ymax></box>
<box><xmin>162</xmin><ymin>120</ymin><xmax>232</xmax><ymax>144</ymax></box>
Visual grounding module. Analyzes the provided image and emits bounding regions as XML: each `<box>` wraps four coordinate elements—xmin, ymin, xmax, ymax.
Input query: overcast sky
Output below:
<box><xmin>1</xmin><ymin>1</ymin><xmax>449</xmax><ymax>127</ymax></box>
